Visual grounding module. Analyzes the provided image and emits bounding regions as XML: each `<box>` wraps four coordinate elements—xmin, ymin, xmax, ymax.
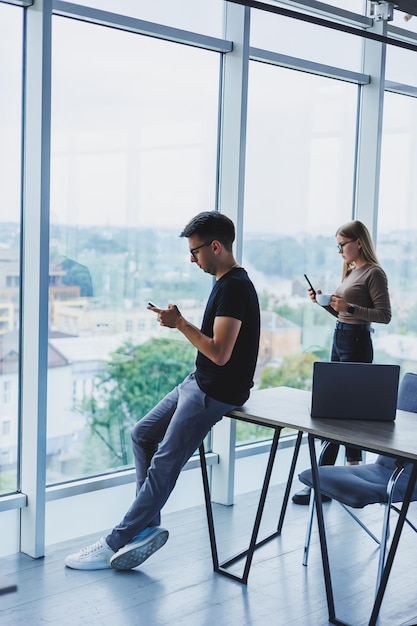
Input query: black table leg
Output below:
<box><xmin>308</xmin><ymin>434</ymin><xmax>349</xmax><ymax>626</ymax></box>
<box><xmin>200</xmin><ymin>425</ymin><xmax>301</xmax><ymax>584</ymax></box>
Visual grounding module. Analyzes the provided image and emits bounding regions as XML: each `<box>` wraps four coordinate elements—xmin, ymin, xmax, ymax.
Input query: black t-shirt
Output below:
<box><xmin>195</xmin><ymin>267</ymin><xmax>260</xmax><ymax>406</ymax></box>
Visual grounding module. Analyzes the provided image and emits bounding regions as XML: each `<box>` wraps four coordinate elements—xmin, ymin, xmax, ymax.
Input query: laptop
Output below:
<box><xmin>311</xmin><ymin>361</ymin><xmax>400</xmax><ymax>421</ymax></box>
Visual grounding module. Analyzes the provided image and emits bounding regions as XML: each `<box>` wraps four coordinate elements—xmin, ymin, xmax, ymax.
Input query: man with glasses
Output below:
<box><xmin>65</xmin><ymin>211</ymin><xmax>260</xmax><ymax>570</ymax></box>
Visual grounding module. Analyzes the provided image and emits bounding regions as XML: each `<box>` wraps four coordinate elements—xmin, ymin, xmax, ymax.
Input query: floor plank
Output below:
<box><xmin>0</xmin><ymin>485</ymin><xmax>416</xmax><ymax>625</ymax></box>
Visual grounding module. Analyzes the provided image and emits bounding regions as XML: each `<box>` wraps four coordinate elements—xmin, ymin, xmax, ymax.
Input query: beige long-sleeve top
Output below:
<box><xmin>331</xmin><ymin>264</ymin><xmax>391</xmax><ymax>325</ymax></box>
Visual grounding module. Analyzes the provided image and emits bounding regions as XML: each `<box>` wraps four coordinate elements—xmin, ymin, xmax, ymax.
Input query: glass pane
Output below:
<box><xmin>62</xmin><ymin>0</ymin><xmax>224</xmax><ymax>38</ymax></box>
<box><xmin>386</xmin><ymin>44</ymin><xmax>417</xmax><ymax>88</ymax></box>
<box><xmin>240</xmin><ymin>62</ymin><xmax>357</xmax><ymax>444</ymax></box>
<box><xmin>0</xmin><ymin>4</ymin><xmax>22</xmax><ymax>495</ymax></box>
<box><xmin>48</xmin><ymin>17</ymin><xmax>219</xmax><ymax>483</ymax></box>
<box><xmin>377</xmin><ymin>91</ymin><xmax>417</xmax><ymax>369</ymax></box>
<box><xmin>250</xmin><ymin>8</ymin><xmax>362</xmax><ymax>71</ymax></box>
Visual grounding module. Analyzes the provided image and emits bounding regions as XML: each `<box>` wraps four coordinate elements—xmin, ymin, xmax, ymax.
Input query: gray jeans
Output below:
<box><xmin>106</xmin><ymin>373</ymin><xmax>234</xmax><ymax>551</ymax></box>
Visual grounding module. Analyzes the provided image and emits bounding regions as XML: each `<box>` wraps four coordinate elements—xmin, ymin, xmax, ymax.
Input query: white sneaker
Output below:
<box><xmin>65</xmin><ymin>537</ymin><xmax>114</xmax><ymax>570</ymax></box>
<box><xmin>110</xmin><ymin>526</ymin><xmax>169</xmax><ymax>570</ymax></box>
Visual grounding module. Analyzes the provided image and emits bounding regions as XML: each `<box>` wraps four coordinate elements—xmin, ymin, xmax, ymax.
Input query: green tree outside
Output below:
<box><xmin>236</xmin><ymin>352</ymin><xmax>318</xmax><ymax>443</ymax></box>
<box><xmin>80</xmin><ymin>337</ymin><xmax>196</xmax><ymax>473</ymax></box>
<box><xmin>80</xmin><ymin>337</ymin><xmax>320</xmax><ymax>468</ymax></box>
<box><xmin>259</xmin><ymin>352</ymin><xmax>317</xmax><ymax>390</ymax></box>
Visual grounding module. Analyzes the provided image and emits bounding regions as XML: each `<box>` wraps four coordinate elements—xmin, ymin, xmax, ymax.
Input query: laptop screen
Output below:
<box><xmin>311</xmin><ymin>362</ymin><xmax>400</xmax><ymax>421</ymax></box>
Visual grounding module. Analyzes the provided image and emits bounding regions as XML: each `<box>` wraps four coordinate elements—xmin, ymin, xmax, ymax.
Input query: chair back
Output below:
<box><xmin>376</xmin><ymin>372</ymin><xmax>417</xmax><ymax>478</ymax></box>
<box><xmin>396</xmin><ymin>372</ymin><xmax>417</xmax><ymax>413</ymax></box>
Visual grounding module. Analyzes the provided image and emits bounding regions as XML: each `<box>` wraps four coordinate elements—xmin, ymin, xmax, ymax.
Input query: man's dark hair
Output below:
<box><xmin>180</xmin><ymin>211</ymin><xmax>235</xmax><ymax>251</ymax></box>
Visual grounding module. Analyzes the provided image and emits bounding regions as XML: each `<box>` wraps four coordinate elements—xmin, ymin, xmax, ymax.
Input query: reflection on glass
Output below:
<box><xmin>0</xmin><ymin>4</ymin><xmax>22</xmax><ymax>495</ymax></box>
<box><xmin>48</xmin><ymin>17</ymin><xmax>219</xmax><ymax>483</ymax></box>
<box><xmin>240</xmin><ymin>62</ymin><xmax>357</xmax><ymax>444</ymax></box>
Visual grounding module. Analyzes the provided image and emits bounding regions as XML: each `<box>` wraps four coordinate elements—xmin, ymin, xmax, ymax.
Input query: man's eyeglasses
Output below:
<box><xmin>190</xmin><ymin>241</ymin><xmax>213</xmax><ymax>258</ymax></box>
<box><xmin>337</xmin><ymin>239</ymin><xmax>357</xmax><ymax>253</ymax></box>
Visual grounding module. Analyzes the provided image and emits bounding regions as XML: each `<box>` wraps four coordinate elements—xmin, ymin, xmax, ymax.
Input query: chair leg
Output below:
<box><xmin>303</xmin><ymin>490</ymin><xmax>315</xmax><ymax>566</ymax></box>
<box><xmin>339</xmin><ymin>503</ymin><xmax>380</xmax><ymax>544</ymax></box>
<box><xmin>375</xmin><ymin>465</ymin><xmax>404</xmax><ymax>593</ymax></box>
<box><xmin>376</xmin><ymin>501</ymin><xmax>391</xmax><ymax>592</ymax></box>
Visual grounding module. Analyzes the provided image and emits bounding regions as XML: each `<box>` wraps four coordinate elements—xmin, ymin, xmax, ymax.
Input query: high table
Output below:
<box><xmin>199</xmin><ymin>386</ymin><xmax>417</xmax><ymax>626</ymax></box>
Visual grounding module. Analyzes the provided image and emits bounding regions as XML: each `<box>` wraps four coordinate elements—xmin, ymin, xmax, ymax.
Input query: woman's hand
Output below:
<box><xmin>308</xmin><ymin>287</ymin><xmax>319</xmax><ymax>303</ymax></box>
<box><xmin>329</xmin><ymin>294</ymin><xmax>349</xmax><ymax>313</ymax></box>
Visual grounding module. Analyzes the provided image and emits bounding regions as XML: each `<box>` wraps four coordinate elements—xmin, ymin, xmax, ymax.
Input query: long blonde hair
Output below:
<box><xmin>336</xmin><ymin>220</ymin><xmax>380</xmax><ymax>280</ymax></box>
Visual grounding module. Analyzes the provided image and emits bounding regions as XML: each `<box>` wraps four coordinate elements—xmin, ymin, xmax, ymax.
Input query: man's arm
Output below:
<box><xmin>154</xmin><ymin>304</ymin><xmax>241</xmax><ymax>366</ymax></box>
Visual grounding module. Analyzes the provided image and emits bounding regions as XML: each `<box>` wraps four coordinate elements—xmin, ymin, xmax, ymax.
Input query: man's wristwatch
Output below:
<box><xmin>347</xmin><ymin>304</ymin><xmax>355</xmax><ymax>315</ymax></box>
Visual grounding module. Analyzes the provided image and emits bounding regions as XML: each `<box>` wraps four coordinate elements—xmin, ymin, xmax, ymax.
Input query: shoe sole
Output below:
<box><xmin>110</xmin><ymin>528</ymin><xmax>169</xmax><ymax>570</ymax></box>
<box><xmin>65</xmin><ymin>558</ymin><xmax>112</xmax><ymax>570</ymax></box>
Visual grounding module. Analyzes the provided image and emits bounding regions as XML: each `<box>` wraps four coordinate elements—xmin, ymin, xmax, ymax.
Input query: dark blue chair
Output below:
<box><xmin>299</xmin><ymin>372</ymin><xmax>417</xmax><ymax>591</ymax></box>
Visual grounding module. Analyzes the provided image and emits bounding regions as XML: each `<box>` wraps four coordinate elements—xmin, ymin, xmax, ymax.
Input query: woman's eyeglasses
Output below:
<box><xmin>337</xmin><ymin>239</ymin><xmax>357</xmax><ymax>253</ymax></box>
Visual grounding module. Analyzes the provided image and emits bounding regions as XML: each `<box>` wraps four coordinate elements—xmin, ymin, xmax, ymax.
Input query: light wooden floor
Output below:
<box><xmin>1</xmin><ymin>484</ymin><xmax>417</xmax><ymax>626</ymax></box>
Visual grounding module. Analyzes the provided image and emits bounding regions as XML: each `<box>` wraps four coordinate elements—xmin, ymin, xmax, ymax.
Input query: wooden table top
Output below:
<box><xmin>227</xmin><ymin>386</ymin><xmax>417</xmax><ymax>461</ymax></box>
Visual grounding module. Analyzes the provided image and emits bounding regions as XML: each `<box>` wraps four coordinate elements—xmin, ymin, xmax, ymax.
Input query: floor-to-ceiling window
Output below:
<box><xmin>373</xmin><ymin>10</ymin><xmax>417</xmax><ymax>369</ymax></box>
<box><xmin>377</xmin><ymin>35</ymin><xmax>417</xmax><ymax>372</ymax></box>
<box><xmin>240</xmin><ymin>63</ymin><xmax>358</xmax><ymax>442</ymax></box>
<box><xmin>0</xmin><ymin>3</ymin><xmax>22</xmax><ymax>495</ymax></box>
<box><xmin>47</xmin><ymin>15</ymin><xmax>221</xmax><ymax>482</ymax></box>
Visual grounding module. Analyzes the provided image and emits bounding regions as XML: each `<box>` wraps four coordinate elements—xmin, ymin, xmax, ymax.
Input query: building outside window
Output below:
<box><xmin>2</xmin><ymin>419</ymin><xmax>11</xmax><ymax>437</ymax></box>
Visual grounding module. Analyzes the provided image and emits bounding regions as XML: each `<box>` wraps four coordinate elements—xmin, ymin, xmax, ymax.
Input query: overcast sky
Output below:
<box><xmin>1</xmin><ymin>2</ymin><xmax>417</xmax><ymax>237</ymax></box>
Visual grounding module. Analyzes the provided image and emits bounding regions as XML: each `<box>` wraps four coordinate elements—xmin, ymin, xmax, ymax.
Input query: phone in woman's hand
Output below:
<box><xmin>304</xmin><ymin>274</ymin><xmax>316</xmax><ymax>296</ymax></box>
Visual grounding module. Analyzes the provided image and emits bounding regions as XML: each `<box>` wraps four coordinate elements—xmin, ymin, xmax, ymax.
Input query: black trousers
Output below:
<box><xmin>321</xmin><ymin>323</ymin><xmax>373</xmax><ymax>464</ymax></box>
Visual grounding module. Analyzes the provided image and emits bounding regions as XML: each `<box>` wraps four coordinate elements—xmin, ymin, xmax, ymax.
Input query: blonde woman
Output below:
<box><xmin>293</xmin><ymin>220</ymin><xmax>391</xmax><ymax>505</ymax></box>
